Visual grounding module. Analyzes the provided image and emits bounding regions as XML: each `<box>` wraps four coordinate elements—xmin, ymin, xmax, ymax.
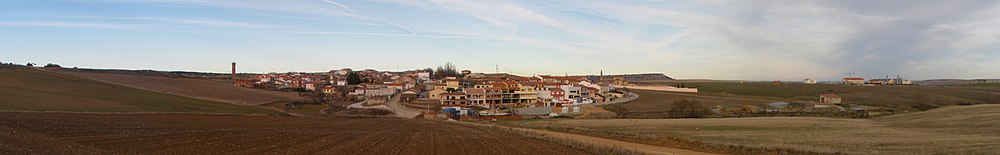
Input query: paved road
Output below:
<box><xmin>384</xmin><ymin>93</ymin><xmax>421</xmax><ymax>118</ymax></box>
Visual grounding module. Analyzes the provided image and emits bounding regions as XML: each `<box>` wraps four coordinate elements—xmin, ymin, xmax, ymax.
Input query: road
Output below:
<box><xmin>384</xmin><ymin>93</ymin><xmax>421</xmax><ymax>118</ymax></box>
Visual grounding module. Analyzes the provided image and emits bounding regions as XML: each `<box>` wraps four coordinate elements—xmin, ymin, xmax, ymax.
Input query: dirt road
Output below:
<box><xmin>384</xmin><ymin>94</ymin><xmax>421</xmax><ymax>118</ymax></box>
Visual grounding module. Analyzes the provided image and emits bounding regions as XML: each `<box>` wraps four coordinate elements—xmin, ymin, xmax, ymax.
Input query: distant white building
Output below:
<box><xmin>417</xmin><ymin>71</ymin><xmax>431</xmax><ymax>81</ymax></box>
<box><xmin>803</xmin><ymin>78</ymin><xmax>818</xmax><ymax>84</ymax></box>
<box><xmin>336</xmin><ymin>68</ymin><xmax>352</xmax><ymax>76</ymax></box>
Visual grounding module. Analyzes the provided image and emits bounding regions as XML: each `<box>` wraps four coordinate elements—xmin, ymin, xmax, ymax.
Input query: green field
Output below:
<box><xmin>632</xmin><ymin>82</ymin><xmax>1000</xmax><ymax>110</ymax></box>
<box><xmin>0</xmin><ymin>67</ymin><xmax>280</xmax><ymax>115</ymax></box>
<box><xmin>498</xmin><ymin>104</ymin><xmax>1000</xmax><ymax>154</ymax></box>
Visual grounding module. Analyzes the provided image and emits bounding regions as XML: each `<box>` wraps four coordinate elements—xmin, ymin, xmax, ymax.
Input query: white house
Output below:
<box><xmin>803</xmin><ymin>78</ymin><xmax>818</xmax><ymax>84</ymax></box>
<box><xmin>417</xmin><ymin>71</ymin><xmax>431</xmax><ymax>81</ymax></box>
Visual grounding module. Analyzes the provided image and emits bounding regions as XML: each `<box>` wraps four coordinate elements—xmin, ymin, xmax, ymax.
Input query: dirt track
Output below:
<box><xmin>0</xmin><ymin>112</ymin><xmax>590</xmax><ymax>155</ymax></box>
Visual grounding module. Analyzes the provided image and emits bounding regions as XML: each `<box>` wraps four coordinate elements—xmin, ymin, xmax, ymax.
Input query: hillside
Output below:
<box><xmin>60</xmin><ymin>68</ymin><xmax>303</xmax><ymax>105</ymax></box>
<box><xmin>603</xmin><ymin>89</ymin><xmax>774</xmax><ymax>118</ymax></box>
<box><xmin>0</xmin><ymin>67</ymin><xmax>280</xmax><ymax>114</ymax></box>
<box><xmin>0</xmin><ymin>112</ymin><xmax>589</xmax><ymax>154</ymax></box>
<box><xmin>631</xmin><ymin>81</ymin><xmax>1000</xmax><ymax>111</ymax></box>
<box><xmin>500</xmin><ymin>105</ymin><xmax>1000</xmax><ymax>154</ymax></box>
<box><xmin>877</xmin><ymin>104</ymin><xmax>1000</xmax><ymax>136</ymax></box>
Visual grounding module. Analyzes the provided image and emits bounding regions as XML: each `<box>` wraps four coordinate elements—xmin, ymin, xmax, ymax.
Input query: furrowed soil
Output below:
<box><xmin>0</xmin><ymin>112</ymin><xmax>590</xmax><ymax>155</ymax></box>
<box><xmin>59</xmin><ymin>69</ymin><xmax>304</xmax><ymax>105</ymax></box>
<box><xmin>0</xmin><ymin>67</ymin><xmax>280</xmax><ymax>115</ymax></box>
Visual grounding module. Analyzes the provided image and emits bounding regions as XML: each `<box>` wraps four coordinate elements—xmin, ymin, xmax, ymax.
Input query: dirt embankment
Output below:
<box><xmin>59</xmin><ymin>70</ymin><xmax>303</xmax><ymax>105</ymax></box>
<box><xmin>0</xmin><ymin>112</ymin><xmax>590</xmax><ymax>155</ymax></box>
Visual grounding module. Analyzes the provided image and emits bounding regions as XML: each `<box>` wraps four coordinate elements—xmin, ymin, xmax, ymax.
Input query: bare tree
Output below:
<box><xmin>433</xmin><ymin>62</ymin><xmax>459</xmax><ymax>79</ymax></box>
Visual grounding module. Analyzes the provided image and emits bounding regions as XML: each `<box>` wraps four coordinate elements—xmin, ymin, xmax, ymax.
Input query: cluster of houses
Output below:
<box><xmin>801</xmin><ymin>75</ymin><xmax>913</xmax><ymax>86</ymax></box>
<box><xmin>840</xmin><ymin>76</ymin><xmax>913</xmax><ymax>86</ymax></box>
<box><xmin>421</xmin><ymin>74</ymin><xmax>627</xmax><ymax>109</ymax></box>
<box><xmin>236</xmin><ymin>68</ymin><xmax>629</xmax><ymax>113</ymax></box>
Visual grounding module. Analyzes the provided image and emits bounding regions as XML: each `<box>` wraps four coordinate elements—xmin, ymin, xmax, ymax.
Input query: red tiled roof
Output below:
<box><xmin>820</xmin><ymin>93</ymin><xmax>841</xmax><ymax>98</ymax></box>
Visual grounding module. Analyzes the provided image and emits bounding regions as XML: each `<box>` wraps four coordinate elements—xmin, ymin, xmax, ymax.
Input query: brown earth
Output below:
<box><xmin>59</xmin><ymin>69</ymin><xmax>303</xmax><ymax>105</ymax></box>
<box><xmin>0</xmin><ymin>112</ymin><xmax>590</xmax><ymax>155</ymax></box>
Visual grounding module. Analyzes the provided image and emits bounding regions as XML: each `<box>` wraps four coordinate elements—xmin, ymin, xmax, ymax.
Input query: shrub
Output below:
<box><xmin>44</xmin><ymin>63</ymin><xmax>61</xmax><ymax>68</ymax></box>
<box><xmin>667</xmin><ymin>99</ymin><xmax>710</xmax><ymax>118</ymax></box>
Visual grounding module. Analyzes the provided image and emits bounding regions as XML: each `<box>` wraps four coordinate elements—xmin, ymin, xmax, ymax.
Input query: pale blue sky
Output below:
<box><xmin>2</xmin><ymin>0</ymin><xmax>999</xmax><ymax>80</ymax></box>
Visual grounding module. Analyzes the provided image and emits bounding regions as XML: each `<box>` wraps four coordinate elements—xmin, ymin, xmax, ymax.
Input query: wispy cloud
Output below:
<box><xmin>271</xmin><ymin>31</ymin><xmax>500</xmax><ymax>40</ymax></box>
<box><xmin>319</xmin><ymin>0</ymin><xmax>416</xmax><ymax>35</ymax></box>
<box><xmin>0</xmin><ymin>21</ymin><xmax>156</xmax><ymax>30</ymax></box>
<box><xmin>60</xmin><ymin>16</ymin><xmax>278</xmax><ymax>29</ymax></box>
<box><xmin>6</xmin><ymin>0</ymin><xmax>1000</xmax><ymax>79</ymax></box>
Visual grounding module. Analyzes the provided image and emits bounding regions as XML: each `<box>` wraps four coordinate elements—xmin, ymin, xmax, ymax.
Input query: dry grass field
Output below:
<box><xmin>632</xmin><ymin>82</ymin><xmax>1000</xmax><ymax>111</ymax></box>
<box><xmin>60</xmin><ymin>69</ymin><xmax>304</xmax><ymax>105</ymax></box>
<box><xmin>0</xmin><ymin>112</ymin><xmax>590</xmax><ymax>155</ymax></box>
<box><xmin>0</xmin><ymin>67</ymin><xmax>280</xmax><ymax>115</ymax></box>
<box><xmin>603</xmin><ymin>89</ymin><xmax>773</xmax><ymax>118</ymax></box>
<box><xmin>498</xmin><ymin>104</ymin><xmax>1000</xmax><ymax>155</ymax></box>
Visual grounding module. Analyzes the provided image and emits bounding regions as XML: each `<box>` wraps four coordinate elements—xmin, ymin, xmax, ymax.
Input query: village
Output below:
<box><xmin>232</xmin><ymin>62</ymin><xmax>642</xmax><ymax>119</ymax></box>
<box><xmin>227</xmin><ymin>61</ymin><xmax>922</xmax><ymax>119</ymax></box>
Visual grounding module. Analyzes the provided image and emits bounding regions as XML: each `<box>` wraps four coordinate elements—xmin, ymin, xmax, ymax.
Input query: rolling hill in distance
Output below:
<box><xmin>0</xmin><ymin>67</ymin><xmax>280</xmax><ymax>115</ymax></box>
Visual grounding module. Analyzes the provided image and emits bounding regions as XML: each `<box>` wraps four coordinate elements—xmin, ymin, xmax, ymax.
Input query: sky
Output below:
<box><xmin>1</xmin><ymin>0</ymin><xmax>999</xmax><ymax>81</ymax></box>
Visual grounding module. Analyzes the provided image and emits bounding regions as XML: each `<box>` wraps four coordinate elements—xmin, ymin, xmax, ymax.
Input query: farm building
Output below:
<box><xmin>842</xmin><ymin>78</ymin><xmax>865</xmax><ymax>85</ymax></box>
<box><xmin>820</xmin><ymin>93</ymin><xmax>842</xmax><ymax>104</ymax></box>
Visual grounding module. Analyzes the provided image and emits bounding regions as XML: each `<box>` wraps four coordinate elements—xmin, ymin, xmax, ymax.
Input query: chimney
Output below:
<box><xmin>231</xmin><ymin>61</ymin><xmax>236</xmax><ymax>79</ymax></box>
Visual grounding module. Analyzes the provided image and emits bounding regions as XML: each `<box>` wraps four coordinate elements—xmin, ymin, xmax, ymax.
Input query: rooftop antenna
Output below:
<box><xmin>495</xmin><ymin>65</ymin><xmax>499</xmax><ymax>73</ymax></box>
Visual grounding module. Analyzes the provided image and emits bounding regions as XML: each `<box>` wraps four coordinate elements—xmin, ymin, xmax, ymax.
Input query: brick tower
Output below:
<box><xmin>231</xmin><ymin>61</ymin><xmax>236</xmax><ymax>79</ymax></box>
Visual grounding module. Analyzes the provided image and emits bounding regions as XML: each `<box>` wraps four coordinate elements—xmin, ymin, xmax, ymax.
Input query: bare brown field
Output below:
<box><xmin>0</xmin><ymin>112</ymin><xmax>589</xmax><ymax>155</ymax></box>
<box><xmin>499</xmin><ymin>104</ymin><xmax>1000</xmax><ymax>155</ymax></box>
<box><xmin>60</xmin><ymin>69</ymin><xmax>304</xmax><ymax>105</ymax></box>
<box><xmin>0</xmin><ymin>67</ymin><xmax>280</xmax><ymax>115</ymax></box>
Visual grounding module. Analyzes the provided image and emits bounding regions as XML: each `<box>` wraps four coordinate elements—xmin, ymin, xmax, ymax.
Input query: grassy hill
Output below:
<box><xmin>60</xmin><ymin>68</ymin><xmax>304</xmax><ymax>105</ymax></box>
<box><xmin>0</xmin><ymin>67</ymin><xmax>280</xmax><ymax>115</ymax></box>
<box><xmin>632</xmin><ymin>82</ymin><xmax>1000</xmax><ymax>110</ymax></box>
<box><xmin>500</xmin><ymin>104</ymin><xmax>1000</xmax><ymax>154</ymax></box>
<box><xmin>877</xmin><ymin>104</ymin><xmax>1000</xmax><ymax>136</ymax></box>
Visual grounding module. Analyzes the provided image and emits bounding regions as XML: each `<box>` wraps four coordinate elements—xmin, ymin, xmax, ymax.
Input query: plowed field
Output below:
<box><xmin>0</xmin><ymin>112</ymin><xmax>589</xmax><ymax>154</ymax></box>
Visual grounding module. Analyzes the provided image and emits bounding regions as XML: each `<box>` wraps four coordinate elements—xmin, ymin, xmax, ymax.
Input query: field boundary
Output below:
<box><xmin>0</xmin><ymin>110</ymin><xmax>274</xmax><ymax>116</ymax></box>
<box><xmin>595</xmin><ymin>91</ymin><xmax>639</xmax><ymax>106</ymax></box>
<box><xmin>442</xmin><ymin>120</ymin><xmax>716</xmax><ymax>155</ymax></box>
